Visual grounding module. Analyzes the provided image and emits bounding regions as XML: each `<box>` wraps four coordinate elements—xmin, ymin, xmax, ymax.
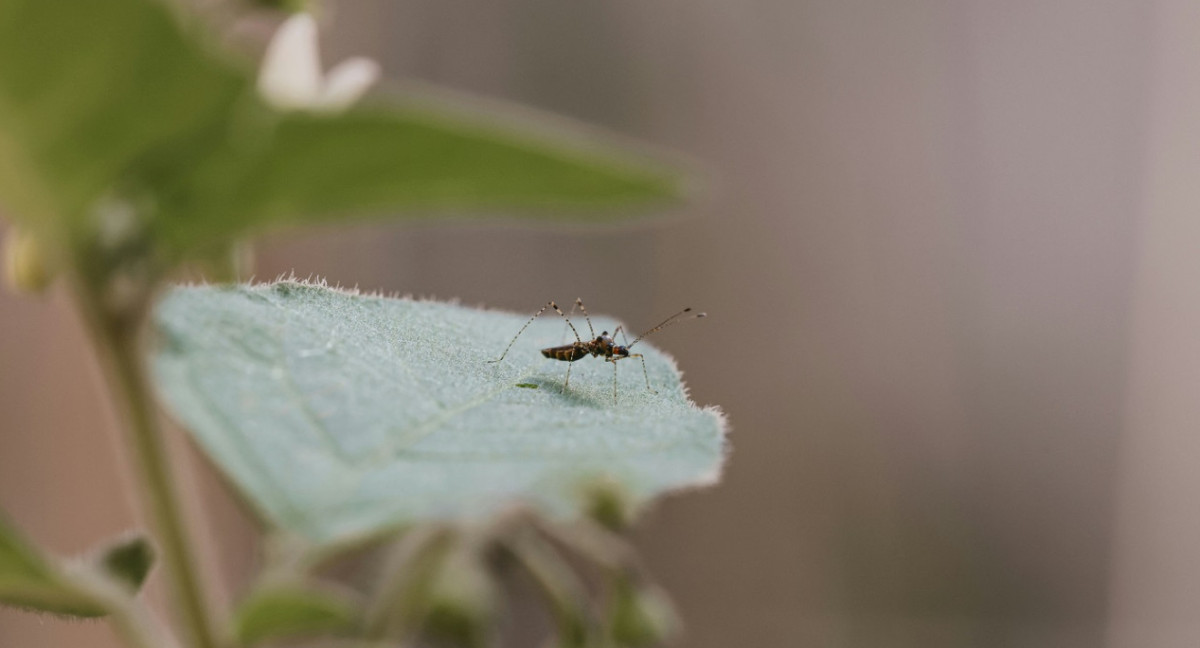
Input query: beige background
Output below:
<box><xmin>2</xmin><ymin>1</ymin><xmax>1198</xmax><ymax>646</ymax></box>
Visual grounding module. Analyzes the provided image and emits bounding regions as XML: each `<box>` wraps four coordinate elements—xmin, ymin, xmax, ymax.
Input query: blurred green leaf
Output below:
<box><xmin>0</xmin><ymin>0</ymin><xmax>246</xmax><ymax>237</ymax></box>
<box><xmin>0</xmin><ymin>0</ymin><xmax>686</xmax><ymax>263</ymax></box>
<box><xmin>161</xmin><ymin>107</ymin><xmax>687</xmax><ymax>253</ymax></box>
<box><xmin>0</xmin><ymin>515</ymin><xmax>105</xmax><ymax>617</ymax></box>
<box><xmin>152</xmin><ymin>281</ymin><xmax>726</xmax><ymax>544</ymax></box>
<box><xmin>233</xmin><ymin>582</ymin><xmax>359</xmax><ymax>645</ymax></box>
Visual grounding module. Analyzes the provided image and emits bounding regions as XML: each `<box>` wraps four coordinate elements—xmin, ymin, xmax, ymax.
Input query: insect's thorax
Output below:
<box><xmin>593</xmin><ymin>335</ymin><xmax>628</xmax><ymax>359</ymax></box>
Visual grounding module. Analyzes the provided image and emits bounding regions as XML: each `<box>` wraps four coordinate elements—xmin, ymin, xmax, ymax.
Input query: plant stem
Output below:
<box><xmin>108</xmin><ymin>601</ymin><xmax>172</xmax><ymax>648</ymax></box>
<box><xmin>74</xmin><ymin>569</ymin><xmax>183</xmax><ymax>648</ymax></box>
<box><xmin>75</xmin><ymin>284</ymin><xmax>222</xmax><ymax>648</ymax></box>
<box><xmin>363</xmin><ymin>524</ymin><xmax>452</xmax><ymax>641</ymax></box>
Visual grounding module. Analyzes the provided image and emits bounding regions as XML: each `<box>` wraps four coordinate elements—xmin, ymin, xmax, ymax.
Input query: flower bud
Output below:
<box><xmin>610</xmin><ymin>576</ymin><xmax>678</xmax><ymax>647</ymax></box>
<box><xmin>582</xmin><ymin>477</ymin><xmax>638</xmax><ymax>532</ymax></box>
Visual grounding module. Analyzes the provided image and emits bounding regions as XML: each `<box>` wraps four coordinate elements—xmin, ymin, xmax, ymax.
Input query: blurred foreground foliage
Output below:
<box><xmin>0</xmin><ymin>1</ymin><xmax>719</xmax><ymax>647</ymax></box>
<box><xmin>0</xmin><ymin>0</ymin><xmax>683</xmax><ymax>288</ymax></box>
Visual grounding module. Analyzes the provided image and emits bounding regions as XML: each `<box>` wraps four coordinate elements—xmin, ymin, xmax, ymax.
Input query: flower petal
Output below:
<box><xmin>318</xmin><ymin>57</ymin><xmax>381</xmax><ymax>111</ymax></box>
<box><xmin>258</xmin><ymin>13</ymin><xmax>323</xmax><ymax>109</ymax></box>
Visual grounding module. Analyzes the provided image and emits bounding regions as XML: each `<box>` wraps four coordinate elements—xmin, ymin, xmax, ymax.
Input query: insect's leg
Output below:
<box><xmin>551</xmin><ymin>301</ymin><xmax>584</xmax><ymax>344</ymax></box>
<box><xmin>563</xmin><ymin>359</ymin><xmax>573</xmax><ymax>393</ymax></box>
<box><xmin>613</xmin><ymin>326</ymin><xmax>654</xmax><ymax>393</ymax></box>
<box><xmin>559</xmin><ymin>299</ymin><xmax>579</xmax><ymax>344</ymax></box>
<box><xmin>612</xmin><ymin>358</ymin><xmax>619</xmax><ymax>403</ymax></box>
<box><xmin>574</xmin><ymin>298</ymin><xmax>596</xmax><ymax>339</ymax></box>
<box><xmin>629</xmin><ymin>353</ymin><xmax>653</xmax><ymax>392</ymax></box>
<box><xmin>490</xmin><ymin>301</ymin><xmax>555</xmax><ymax>363</ymax></box>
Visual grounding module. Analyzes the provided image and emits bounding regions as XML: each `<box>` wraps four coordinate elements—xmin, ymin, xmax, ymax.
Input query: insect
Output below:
<box><xmin>488</xmin><ymin>298</ymin><xmax>706</xmax><ymax>403</ymax></box>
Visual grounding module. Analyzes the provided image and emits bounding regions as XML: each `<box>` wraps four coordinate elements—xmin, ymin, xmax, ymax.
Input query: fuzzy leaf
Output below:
<box><xmin>0</xmin><ymin>515</ymin><xmax>105</xmax><ymax>617</ymax></box>
<box><xmin>152</xmin><ymin>282</ymin><xmax>726</xmax><ymax>543</ymax></box>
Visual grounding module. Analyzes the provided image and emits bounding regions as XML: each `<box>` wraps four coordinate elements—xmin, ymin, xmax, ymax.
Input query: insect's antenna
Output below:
<box><xmin>628</xmin><ymin>308</ymin><xmax>707</xmax><ymax>348</ymax></box>
<box><xmin>574</xmin><ymin>298</ymin><xmax>596</xmax><ymax>338</ymax></box>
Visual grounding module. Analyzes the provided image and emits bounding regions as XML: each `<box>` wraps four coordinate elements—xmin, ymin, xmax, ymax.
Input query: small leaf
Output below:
<box><xmin>152</xmin><ymin>281</ymin><xmax>726</xmax><ymax>544</ymax></box>
<box><xmin>96</xmin><ymin>535</ymin><xmax>155</xmax><ymax>594</ymax></box>
<box><xmin>0</xmin><ymin>515</ymin><xmax>105</xmax><ymax>617</ymax></box>
<box><xmin>234</xmin><ymin>582</ymin><xmax>360</xmax><ymax>646</ymax></box>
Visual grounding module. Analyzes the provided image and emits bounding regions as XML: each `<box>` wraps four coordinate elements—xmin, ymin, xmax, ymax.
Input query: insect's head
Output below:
<box><xmin>598</xmin><ymin>331</ymin><xmax>629</xmax><ymax>357</ymax></box>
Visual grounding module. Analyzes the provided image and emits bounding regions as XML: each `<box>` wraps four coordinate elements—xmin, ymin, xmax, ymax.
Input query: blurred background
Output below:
<box><xmin>4</xmin><ymin>0</ymin><xmax>1200</xmax><ymax>646</ymax></box>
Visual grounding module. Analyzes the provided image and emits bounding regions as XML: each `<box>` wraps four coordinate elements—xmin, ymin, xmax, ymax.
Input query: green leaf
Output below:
<box><xmin>233</xmin><ymin>582</ymin><xmax>360</xmax><ymax>645</ymax></box>
<box><xmin>152</xmin><ymin>281</ymin><xmax>726</xmax><ymax>544</ymax></box>
<box><xmin>0</xmin><ymin>515</ymin><xmax>105</xmax><ymax>617</ymax></box>
<box><xmin>161</xmin><ymin>105</ymin><xmax>688</xmax><ymax>254</ymax></box>
<box><xmin>0</xmin><ymin>0</ymin><xmax>246</xmax><ymax>235</ymax></box>
<box><xmin>0</xmin><ymin>0</ymin><xmax>685</xmax><ymax>261</ymax></box>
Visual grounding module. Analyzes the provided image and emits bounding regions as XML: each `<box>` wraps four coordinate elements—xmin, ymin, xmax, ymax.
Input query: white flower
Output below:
<box><xmin>257</xmin><ymin>13</ymin><xmax>381</xmax><ymax>112</ymax></box>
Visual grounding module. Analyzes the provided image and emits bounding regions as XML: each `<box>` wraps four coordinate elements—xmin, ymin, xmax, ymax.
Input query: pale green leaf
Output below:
<box><xmin>0</xmin><ymin>515</ymin><xmax>105</xmax><ymax>617</ymax></box>
<box><xmin>152</xmin><ymin>282</ymin><xmax>726</xmax><ymax>544</ymax></box>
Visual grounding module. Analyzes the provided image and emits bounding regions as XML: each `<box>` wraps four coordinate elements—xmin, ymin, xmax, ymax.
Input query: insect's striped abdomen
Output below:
<box><xmin>542</xmin><ymin>345</ymin><xmax>589</xmax><ymax>362</ymax></box>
